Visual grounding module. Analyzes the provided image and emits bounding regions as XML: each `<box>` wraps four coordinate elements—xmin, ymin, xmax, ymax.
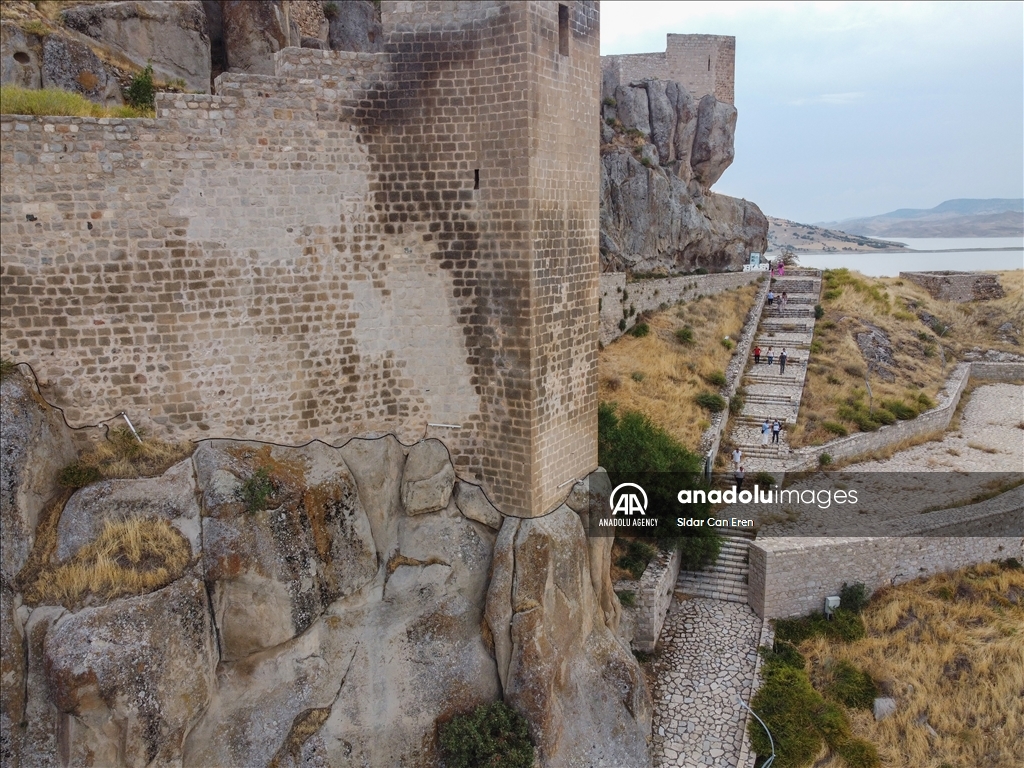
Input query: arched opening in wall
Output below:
<box><xmin>558</xmin><ymin>4</ymin><xmax>569</xmax><ymax>56</ymax></box>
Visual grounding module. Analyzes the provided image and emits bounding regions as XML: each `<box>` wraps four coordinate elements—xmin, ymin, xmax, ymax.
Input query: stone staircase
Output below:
<box><xmin>676</xmin><ymin>529</ymin><xmax>757</xmax><ymax>603</ymax></box>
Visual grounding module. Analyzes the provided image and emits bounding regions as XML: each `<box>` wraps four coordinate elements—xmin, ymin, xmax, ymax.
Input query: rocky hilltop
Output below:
<box><xmin>599</xmin><ymin>77</ymin><xmax>768</xmax><ymax>274</ymax></box>
<box><xmin>0</xmin><ymin>370</ymin><xmax>652</xmax><ymax>767</ymax></box>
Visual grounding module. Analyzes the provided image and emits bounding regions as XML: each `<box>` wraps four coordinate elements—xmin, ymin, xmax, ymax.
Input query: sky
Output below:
<box><xmin>601</xmin><ymin>1</ymin><xmax>1024</xmax><ymax>224</ymax></box>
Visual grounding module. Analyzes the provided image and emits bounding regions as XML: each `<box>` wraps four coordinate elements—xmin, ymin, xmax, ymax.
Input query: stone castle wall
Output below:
<box><xmin>899</xmin><ymin>271</ymin><xmax>1006</xmax><ymax>302</ymax></box>
<box><xmin>0</xmin><ymin>1</ymin><xmax>600</xmax><ymax>519</ymax></box>
<box><xmin>602</xmin><ymin>33</ymin><xmax>735</xmax><ymax>104</ymax></box>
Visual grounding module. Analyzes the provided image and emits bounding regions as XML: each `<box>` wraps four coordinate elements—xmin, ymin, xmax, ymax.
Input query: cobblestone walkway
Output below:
<box><xmin>650</xmin><ymin>596</ymin><xmax>762</xmax><ymax>768</ymax></box>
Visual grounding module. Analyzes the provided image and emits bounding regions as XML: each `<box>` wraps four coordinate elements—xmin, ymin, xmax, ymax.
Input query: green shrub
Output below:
<box><xmin>880</xmin><ymin>399</ymin><xmax>918</xmax><ymax>420</ymax></box>
<box><xmin>835</xmin><ymin>738</ymin><xmax>880</xmax><ymax>768</ymax></box>
<box><xmin>923</xmin><ymin>343</ymin><xmax>937</xmax><ymax>357</ymax></box>
<box><xmin>628</xmin><ymin>322</ymin><xmax>650</xmax><ymax>338</ymax></box>
<box><xmin>126</xmin><ymin>64</ymin><xmax>156</xmax><ymax>110</ymax></box>
<box><xmin>0</xmin><ymin>358</ymin><xmax>17</xmax><ymax>380</ymax></box>
<box><xmin>825</xmin><ymin>660</ymin><xmax>877</xmax><ymax>709</ymax></box>
<box><xmin>616</xmin><ymin>589</ymin><xmax>636</xmax><ymax>607</ymax></box>
<box><xmin>630</xmin><ymin>371</ymin><xmax>645</xmax><ymax>382</ymax></box>
<box><xmin>823</xmin><ymin>288</ymin><xmax>842</xmax><ymax>301</ymax></box>
<box><xmin>729</xmin><ymin>392</ymin><xmax>744</xmax><ymax>415</ymax></box>
<box><xmin>818</xmin><ymin>453</ymin><xmax>832</xmax><ymax>467</ymax></box>
<box><xmin>676</xmin><ymin>532</ymin><xmax>722</xmax><ymax>570</ymax></box>
<box><xmin>754</xmin><ymin>471</ymin><xmax>776</xmax><ymax>487</ymax></box>
<box><xmin>814</xmin><ymin>304</ymin><xmax>825</xmax><ymax>320</ymax></box>
<box><xmin>822</xmin><ymin>421</ymin><xmax>848</xmax><ymax>437</ymax></box>
<box><xmin>616</xmin><ymin>540</ymin><xmax>658</xmax><ymax>579</ymax></box>
<box><xmin>917</xmin><ymin>392</ymin><xmax>935</xmax><ymax>410</ymax></box>
<box><xmin>58</xmin><ymin>462</ymin><xmax>103</xmax><ymax>488</ymax></box>
<box><xmin>760</xmin><ymin>641</ymin><xmax>805</xmax><ymax>671</ymax></box>
<box><xmin>322</xmin><ymin>1</ymin><xmax>340</xmax><ymax>19</ymax></box>
<box><xmin>839</xmin><ymin>582</ymin><xmax>871</xmax><ymax>613</ymax></box>
<box><xmin>602</xmin><ymin>96</ymin><xmax>617</xmax><ymax>107</ymax></box>
<box><xmin>675</xmin><ymin>326</ymin><xmax>694</xmax><ymax>345</ymax></box>
<box><xmin>720</xmin><ymin>337</ymin><xmax>735</xmax><ymax>351</ymax></box>
<box><xmin>1</xmin><ymin>85</ymin><xmax>149</xmax><ymax>118</ymax></box>
<box><xmin>704</xmin><ymin>370</ymin><xmax>727</xmax><ymax>387</ymax></box>
<box><xmin>873</xmin><ymin>408</ymin><xmax>896</xmax><ymax>426</ymax></box>
<box><xmin>774</xmin><ymin>609</ymin><xmax>866</xmax><ymax>645</ymax></box>
<box><xmin>618</xmin><ymin>318</ymin><xmax>626</xmax><ymax>331</ymax></box>
<box><xmin>694</xmin><ymin>391</ymin><xmax>726</xmax><ymax>413</ymax></box>
<box><xmin>238</xmin><ymin>467</ymin><xmax>276</xmax><ymax>513</ymax></box>
<box><xmin>438</xmin><ymin>701</ymin><xmax>534</xmax><ymax>768</ymax></box>
<box><xmin>748</xmin><ymin>664</ymin><xmax>826</xmax><ymax>768</ymax></box>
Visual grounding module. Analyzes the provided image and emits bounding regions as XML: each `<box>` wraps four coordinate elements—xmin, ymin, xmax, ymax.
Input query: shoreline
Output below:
<box><xmin>789</xmin><ymin>246</ymin><xmax>1023</xmax><ymax>255</ymax></box>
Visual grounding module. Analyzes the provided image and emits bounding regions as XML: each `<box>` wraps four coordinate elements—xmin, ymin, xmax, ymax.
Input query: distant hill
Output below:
<box><xmin>767</xmin><ymin>217</ymin><xmax>907</xmax><ymax>253</ymax></box>
<box><xmin>819</xmin><ymin>199</ymin><xmax>1024</xmax><ymax>238</ymax></box>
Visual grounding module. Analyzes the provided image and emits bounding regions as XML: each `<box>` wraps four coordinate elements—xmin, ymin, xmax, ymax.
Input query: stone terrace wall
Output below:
<box><xmin>599</xmin><ymin>270</ymin><xmax>760</xmax><ymax>345</ymax></box>
<box><xmin>0</xmin><ymin>1</ymin><xmax>601</xmax><ymax>519</ymax></box>
<box><xmin>601</xmin><ymin>33</ymin><xmax>735</xmax><ymax>104</ymax></box>
<box><xmin>750</xmin><ymin>485</ymin><xmax>1023</xmax><ymax>619</ymax></box>
<box><xmin>786</xmin><ymin>361</ymin><xmax>1023</xmax><ymax>471</ymax></box>
<box><xmin>628</xmin><ymin>547</ymin><xmax>682</xmax><ymax>652</ymax></box>
<box><xmin>900</xmin><ymin>271</ymin><xmax>1006</xmax><ymax>302</ymax></box>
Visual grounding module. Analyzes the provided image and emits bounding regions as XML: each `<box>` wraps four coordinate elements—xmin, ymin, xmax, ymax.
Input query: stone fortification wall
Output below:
<box><xmin>602</xmin><ymin>33</ymin><xmax>735</xmax><ymax>104</ymax></box>
<box><xmin>599</xmin><ymin>270</ymin><xmax>760</xmax><ymax>345</ymax></box>
<box><xmin>786</xmin><ymin>361</ymin><xmax>1023</xmax><ymax>471</ymax></box>
<box><xmin>627</xmin><ymin>547</ymin><xmax>682</xmax><ymax>653</ymax></box>
<box><xmin>0</xmin><ymin>1</ymin><xmax>600</xmax><ymax>519</ymax></box>
<box><xmin>749</xmin><ymin>482</ymin><xmax>1023</xmax><ymax>619</ymax></box>
<box><xmin>900</xmin><ymin>271</ymin><xmax>1006</xmax><ymax>302</ymax></box>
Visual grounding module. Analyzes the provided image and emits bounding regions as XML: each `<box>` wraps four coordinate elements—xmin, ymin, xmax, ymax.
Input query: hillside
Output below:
<box><xmin>768</xmin><ymin>216</ymin><xmax>907</xmax><ymax>253</ymax></box>
<box><xmin>820</xmin><ymin>198</ymin><xmax>1024</xmax><ymax>238</ymax></box>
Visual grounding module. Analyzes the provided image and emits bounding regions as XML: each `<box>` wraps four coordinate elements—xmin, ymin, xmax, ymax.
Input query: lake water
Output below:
<box><xmin>796</xmin><ymin>237</ymin><xmax>1023</xmax><ymax>277</ymax></box>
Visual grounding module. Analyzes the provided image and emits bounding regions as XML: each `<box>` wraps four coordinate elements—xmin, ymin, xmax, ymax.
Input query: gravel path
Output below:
<box><xmin>650</xmin><ymin>597</ymin><xmax>761</xmax><ymax>768</ymax></box>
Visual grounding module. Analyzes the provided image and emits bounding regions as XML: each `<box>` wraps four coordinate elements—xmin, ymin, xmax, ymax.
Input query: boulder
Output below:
<box><xmin>691</xmin><ymin>94</ymin><xmax>737</xmax><ymax>189</ymax></box>
<box><xmin>873</xmin><ymin>696</ymin><xmax>897</xmax><ymax>721</ymax></box>
<box><xmin>614</xmin><ymin>83</ymin><xmax>649</xmax><ymax>137</ymax></box>
<box><xmin>644</xmin><ymin>79</ymin><xmax>677</xmax><ymax>166</ymax></box>
<box><xmin>222</xmin><ymin>0</ymin><xmax>290</xmax><ymax>75</ymax></box>
<box><xmin>0</xmin><ymin>21</ymin><xmax>43</xmax><ymax>90</ymax></box>
<box><xmin>0</xmin><ymin>371</ymin><xmax>77</xmax><ymax>582</ymax></box>
<box><xmin>43</xmin><ymin>576</ymin><xmax>216</xmax><ymax>767</ymax></box>
<box><xmin>195</xmin><ymin>441</ymin><xmax>377</xmax><ymax>660</ymax></box>
<box><xmin>855</xmin><ymin>321</ymin><xmax>897</xmax><ymax>382</ymax></box>
<box><xmin>61</xmin><ymin>1</ymin><xmax>211</xmax><ymax>93</ymax></box>
<box><xmin>485</xmin><ymin>506</ymin><xmax>652</xmax><ymax>767</ymax></box>
<box><xmin>400</xmin><ymin>439</ymin><xmax>455</xmax><ymax>515</ymax></box>
<box><xmin>326</xmin><ymin>0</ymin><xmax>382</xmax><ymax>53</ymax></box>
<box><xmin>569</xmin><ymin>470</ymin><xmax>621</xmax><ymax>633</ymax></box>
<box><xmin>184</xmin><ymin>503</ymin><xmax>499</xmax><ymax>767</ymax></box>
<box><xmin>339</xmin><ymin>435</ymin><xmax>405</xmax><ymax>561</ymax></box>
<box><xmin>55</xmin><ymin>457</ymin><xmax>201</xmax><ymax>562</ymax></box>
<box><xmin>20</xmin><ymin>606</ymin><xmax>66</xmax><ymax>768</ymax></box>
<box><xmin>670</xmin><ymin>82</ymin><xmax>698</xmax><ymax>182</ymax></box>
<box><xmin>41</xmin><ymin>33</ymin><xmax>123</xmax><ymax>106</ymax></box>
<box><xmin>453</xmin><ymin>481</ymin><xmax>503</xmax><ymax>529</ymax></box>
<box><xmin>0</xmin><ymin>582</ymin><xmax>26</xmax><ymax>768</ymax></box>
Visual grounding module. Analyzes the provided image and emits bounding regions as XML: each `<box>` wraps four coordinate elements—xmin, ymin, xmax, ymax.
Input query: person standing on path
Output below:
<box><xmin>767</xmin><ymin>347</ymin><xmax>774</xmax><ymax>366</ymax></box>
<box><xmin>754</xmin><ymin>345</ymin><xmax>761</xmax><ymax>364</ymax></box>
<box><xmin>735</xmin><ymin>465</ymin><xmax>745</xmax><ymax>490</ymax></box>
<box><xmin>779</xmin><ymin>348</ymin><xmax>788</xmax><ymax>374</ymax></box>
<box><xmin>732</xmin><ymin>447</ymin><xmax>743</xmax><ymax>471</ymax></box>
<box><xmin>771</xmin><ymin>419</ymin><xmax>781</xmax><ymax>444</ymax></box>
<box><xmin>781</xmin><ymin>291</ymin><xmax>788</xmax><ymax>311</ymax></box>
<box><xmin>761</xmin><ymin>418</ymin><xmax>770</xmax><ymax>446</ymax></box>
<box><xmin>767</xmin><ymin>288</ymin><xmax>775</xmax><ymax>307</ymax></box>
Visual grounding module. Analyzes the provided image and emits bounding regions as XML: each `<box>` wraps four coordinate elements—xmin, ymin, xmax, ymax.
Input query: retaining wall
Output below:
<box><xmin>628</xmin><ymin>547</ymin><xmax>682</xmax><ymax>652</ymax></box>
<box><xmin>900</xmin><ymin>271</ymin><xmax>1006</xmax><ymax>302</ymax></box>
<box><xmin>748</xmin><ymin>486</ymin><xmax>1024</xmax><ymax>619</ymax></box>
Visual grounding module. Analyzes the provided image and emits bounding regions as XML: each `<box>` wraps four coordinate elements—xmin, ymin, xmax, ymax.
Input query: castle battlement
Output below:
<box><xmin>0</xmin><ymin>1</ymin><xmax>600</xmax><ymax>518</ymax></box>
<box><xmin>602</xmin><ymin>33</ymin><xmax>735</xmax><ymax>104</ymax></box>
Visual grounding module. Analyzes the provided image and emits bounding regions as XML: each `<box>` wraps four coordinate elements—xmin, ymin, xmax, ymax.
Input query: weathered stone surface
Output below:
<box><xmin>670</xmin><ymin>81</ymin><xmax>698</xmax><ymax>182</ymax></box>
<box><xmin>326</xmin><ymin>0</ymin><xmax>382</xmax><ymax>53</ymax></box>
<box><xmin>856</xmin><ymin>321</ymin><xmax>896</xmax><ymax>382</ymax></box>
<box><xmin>184</xmin><ymin>503</ymin><xmax>499</xmax><ymax>768</ymax></box>
<box><xmin>0</xmin><ymin>372</ymin><xmax>76</xmax><ymax>581</ymax></box>
<box><xmin>0</xmin><ymin>21</ymin><xmax>43</xmax><ymax>90</ymax></box>
<box><xmin>401</xmin><ymin>438</ymin><xmax>455</xmax><ymax>515</ymax></box>
<box><xmin>453</xmin><ymin>481</ymin><xmax>503</xmax><ymax>529</ymax></box>
<box><xmin>0</xmin><ymin>582</ymin><xmax>26</xmax><ymax>768</ymax></box>
<box><xmin>485</xmin><ymin>505</ymin><xmax>652</xmax><ymax>767</ymax></box>
<box><xmin>195</xmin><ymin>440</ymin><xmax>377</xmax><ymax>661</ymax></box>
<box><xmin>338</xmin><ymin>435</ymin><xmax>405</xmax><ymax>561</ymax></box>
<box><xmin>41</xmin><ymin>32</ymin><xmax>122</xmax><ymax>105</ymax></box>
<box><xmin>573</xmin><ymin>469</ymin><xmax>622</xmax><ymax>633</ymax></box>
<box><xmin>614</xmin><ymin>83</ymin><xmax>650</xmax><ymax>136</ymax></box>
<box><xmin>61</xmin><ymin>1</ymin><xmax>211</xmax><ymax>93</ymax></box>
<box><xmin>644</xmin><ymin>79</ymin><xmax>677</xmax><ymax>166</ymax></box>
<box><xmin>43</xmin><ymin>576</ymin><xmax>216</xmax><ymax>768</ymax></box>
<box><xmin>222</xmin><ymin>0</ymin><xmax>289</xmax><ymax>75</ymax></box>
<box><xmin>21</xmin><ymin>606</ymin><xmax>65</xmax><ymax>768</ymax></box>
<box><xmin>55</xmin><ymin>457</ymin><xmax>201</xmax><ymax>562</ymax></box>
<box><xmin>691</xmin><ymin>94</ymin><xmax>737</xmax><ymax>189</ymax></box>
<box><xmin>874</xmin><ymin>696</ymin><xmax>897</xmax><ymax>721</ymax></box>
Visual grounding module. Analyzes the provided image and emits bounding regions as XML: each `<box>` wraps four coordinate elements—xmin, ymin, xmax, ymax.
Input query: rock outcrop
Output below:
<box><xmin>326</xmin><ymin>0</ymin><xmax>383</xmax><ymax>53</ymax></box>
<box><xmin>600</xmin><ymin>75</ymin><xmax>767</xmax><ymax>273</ymax></box>
<box><xmin>0</xmin><ymin>371</ymin><xmax>648</xmax><ymax>766</ymax></box>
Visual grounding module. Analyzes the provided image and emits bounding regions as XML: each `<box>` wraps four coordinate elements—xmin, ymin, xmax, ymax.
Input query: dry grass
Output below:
<box><xmin>22</xmin><ymin>517</ymin><xmax>191</xmax><ymax>608</ymax></box>
<box><xmin>63</xmin><ymin>426</ymin><xmax>194</xmax><ymax>485</ymax></box>
<box><xmin>598</xmin><ymin>283</ymin><xmax>760</xmax><ymax>451</ymax></box>
<box><xmin>802</xmin><ymin>562</ymin><xmax>1024</xmax><ymax>768</ymax></box>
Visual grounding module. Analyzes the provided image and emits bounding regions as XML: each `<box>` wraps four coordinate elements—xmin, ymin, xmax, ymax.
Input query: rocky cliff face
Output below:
<box><xmin>600</xmin><ymin>77</ymin><xmax>768</xmax><ymax>273</ymax></box>
<box><xmin>0</xmin><ymin>371</ymin><xmax>651</xmax><ymax>767</ymax></box>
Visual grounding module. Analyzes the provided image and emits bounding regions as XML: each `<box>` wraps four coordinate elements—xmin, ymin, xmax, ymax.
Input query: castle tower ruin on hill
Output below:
<box><xmin>602</xmin><ymin>33</ymin><xmax>735</xmax><ymax>104</ymax></box>
<box><xmin>0</xmin><ymin>1</ymin><xmax>600</xmax><ymax>519</ymax></box>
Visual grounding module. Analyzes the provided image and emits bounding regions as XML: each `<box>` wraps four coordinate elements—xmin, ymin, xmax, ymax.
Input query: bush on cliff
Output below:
<box><xmin>438</xmin><ymin>701</ymin><xmax>534</xmax><ymax>768</ymax></box>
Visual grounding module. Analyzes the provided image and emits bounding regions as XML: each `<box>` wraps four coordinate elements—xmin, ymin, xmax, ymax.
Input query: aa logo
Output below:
<box><xmin>609</xmin><ymin>483</ymin><xmax>648</xmax><ymax>516</ymax></box>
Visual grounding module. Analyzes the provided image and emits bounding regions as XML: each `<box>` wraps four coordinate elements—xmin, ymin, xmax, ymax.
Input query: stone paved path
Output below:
<box><xmin>650</xmin><ymin>597</ymin><xmax>762</xmax><ymax>767</ymax></box>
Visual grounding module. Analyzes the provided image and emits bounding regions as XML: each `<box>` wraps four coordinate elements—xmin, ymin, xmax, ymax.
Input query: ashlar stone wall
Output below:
<box><xmin>0</xmin><ymin>1</ymin><xmax>600</xmax><ymax>519</ymax></box>
<box><xmin>601</xmin><ymin>33</ymin><xmax>735</xmax><ymax>104</ymax></box>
